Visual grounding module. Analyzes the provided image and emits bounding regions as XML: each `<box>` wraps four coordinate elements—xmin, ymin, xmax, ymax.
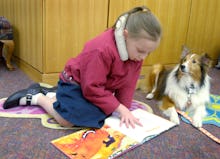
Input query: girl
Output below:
<box><xmin>4</xmin><ymin>6</ymin><xmax>162</xmax><ymax>129</ymax></box>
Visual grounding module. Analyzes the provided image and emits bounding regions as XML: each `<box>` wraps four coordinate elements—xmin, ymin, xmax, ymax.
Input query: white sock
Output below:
<box><xmin>46</xmin><ymin>92</ymin><xmax>56</xmax><ymax>98</ymax></box>
<box><xmin>19</xmin><ymin>93</ymin><xmax>43</xmax><ymax>105</ymax></box>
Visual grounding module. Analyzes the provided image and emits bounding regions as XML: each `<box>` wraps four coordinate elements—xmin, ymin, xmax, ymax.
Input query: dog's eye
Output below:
<box><xmin>192</xmin><ymin>60</ymin><xmax>196</xmax><ymax>63</ymax></box>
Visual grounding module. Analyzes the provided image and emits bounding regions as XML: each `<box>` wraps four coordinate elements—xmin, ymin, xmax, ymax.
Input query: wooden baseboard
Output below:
<box><xmin>13</xmin><ymin>57</ymin><xmax>59</xmax><ymax>86</ymax></box>
<box><xmin>42</xmin><ymin>73</ymin><xmax>59</xmax><ymax>86</ymax></box>
<box><xmin>13</xmin><ymin>56</ymin><xmax>42</xmax><ymax>82</ymax></box>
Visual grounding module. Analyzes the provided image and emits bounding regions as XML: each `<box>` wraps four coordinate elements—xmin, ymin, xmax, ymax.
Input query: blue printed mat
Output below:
<box><xmin>181</xmin><ymin>94</ymin><xmax>220</xmax><ymax>127</ymax></box>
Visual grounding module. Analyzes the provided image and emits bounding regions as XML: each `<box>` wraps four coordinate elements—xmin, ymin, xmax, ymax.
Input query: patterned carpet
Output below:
<box><xmin>0</xmin><ymin>60</ymin><xmax>220</xmax><ymax>159</ymax></box>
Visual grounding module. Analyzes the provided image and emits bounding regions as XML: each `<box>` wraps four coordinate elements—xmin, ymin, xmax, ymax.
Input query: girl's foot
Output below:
<box><xmin>3</xmin><ymin>83</ymin><xmax>58</xmax><ymax>109</ymax></box>
<box><xmin>3</xmin><ymin>85</ymin><xmax>41</xmax><ymax>109</ymax></box>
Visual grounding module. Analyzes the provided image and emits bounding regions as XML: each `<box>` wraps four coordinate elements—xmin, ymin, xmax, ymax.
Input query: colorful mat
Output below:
<box><xmin>181</xmin><ymin>94</ymin><xmax>220</xmax><ymax>127</ymax></box>
<box><xmin>0</xmin><ymin>98</ymin><xmax>153</xmax><ymax>130</ymax></box>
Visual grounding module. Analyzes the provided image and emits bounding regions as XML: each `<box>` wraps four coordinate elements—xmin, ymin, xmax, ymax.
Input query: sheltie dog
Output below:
<box><xmin>146</xmin><ymin>46</ymin><xmax>212</xmax><ymax>127</ymax></box>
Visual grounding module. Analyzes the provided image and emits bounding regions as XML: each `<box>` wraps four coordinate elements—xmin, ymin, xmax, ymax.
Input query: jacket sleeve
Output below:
<box><xmin>114</xmin><ymin>62</ymin><xmax>142</xmax><ymax>109</ymax></box>
<box><xmin>79</xmin><ymin>49</ymin><xmax>120</xmax><ymax>115</ymax></box>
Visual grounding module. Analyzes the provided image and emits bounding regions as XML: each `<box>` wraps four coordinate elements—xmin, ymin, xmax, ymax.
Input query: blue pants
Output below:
<box><xmin>53</xmin><ymin>80</ymin><xmax>108</xmax><ymax>128</ymax></box>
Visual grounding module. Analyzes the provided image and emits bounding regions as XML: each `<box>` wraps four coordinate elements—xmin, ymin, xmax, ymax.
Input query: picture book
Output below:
<box><xmin>51</xmin><ymin>108</ymin><xmax>177</xmax><ymax>159</ymax></box>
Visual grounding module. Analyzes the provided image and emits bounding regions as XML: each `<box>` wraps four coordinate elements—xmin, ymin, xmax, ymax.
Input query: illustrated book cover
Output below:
<box><xmin>51</xmin><ymin>108</ymin><xmax>177</xmax><ymax>159</ymax></box>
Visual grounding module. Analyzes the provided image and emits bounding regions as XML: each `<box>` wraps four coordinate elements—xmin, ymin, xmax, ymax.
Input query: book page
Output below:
<box><xmin>105</xmin><ymin>109</ymin><xmax>176</xmax><ymax>143</ymax></box>
<box><xmin>51</xmin><ymin>108</ymin><xmax>177</xmax><ymax>159</ymax></box>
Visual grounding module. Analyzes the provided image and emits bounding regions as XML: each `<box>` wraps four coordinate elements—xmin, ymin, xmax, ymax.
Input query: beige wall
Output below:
<box><xmin>108</xmin><ymin>0</ymin><xmax>191</xmax><ymax>65</ymax></box>
<box><xmin>0</xmin><ymin>0</ymin><xmax>219</xmax><ymax>86</ymax></box>
<box><xmin>42</xmin><ymin>0</ymin><xmax>108</xmax><ymax>84</ymax></box>
<box><xmin>186</xmin><ymin>0</ymin><xmax>220</xmax><ymax>57</ymax></box>
<box><xmin>44</xmin><ymin>0</ymin><xmax>108</xmax><ymax>73</ymax></box>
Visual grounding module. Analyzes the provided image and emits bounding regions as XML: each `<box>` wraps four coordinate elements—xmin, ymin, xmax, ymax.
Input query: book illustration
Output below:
<box><xmin>52</xmin><ymin>125</ymin><xmax>137</xmax><ymax>159</ymax></box>
<box><xmin>51</xmin><ymin>109</ymin><xmax>177</xmax><ymax>159</ymax></box>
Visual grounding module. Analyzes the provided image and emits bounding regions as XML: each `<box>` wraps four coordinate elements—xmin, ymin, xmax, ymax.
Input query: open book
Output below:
<box><xmin>51</xmin><ymin>108</ymin><xmax>177</xmax><ymax>159</ymax></box>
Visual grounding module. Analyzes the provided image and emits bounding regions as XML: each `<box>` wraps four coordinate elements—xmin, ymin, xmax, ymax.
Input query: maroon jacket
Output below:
<box><xmin>60</xmin><ymin>29</ymin><xmax>142</xmax><ymax>115</ymax></box>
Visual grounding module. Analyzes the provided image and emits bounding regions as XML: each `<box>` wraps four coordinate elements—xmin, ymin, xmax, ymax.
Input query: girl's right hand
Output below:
<box><xmin>115</xmin><ymin>104</ymin><xmax>143</xmax><ymax>129</ymax></box>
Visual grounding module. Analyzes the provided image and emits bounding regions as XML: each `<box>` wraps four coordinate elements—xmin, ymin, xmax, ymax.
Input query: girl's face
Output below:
<box><xmin>124</xmin><ymin>30</ymin><xmax>160</xmax><ymax>61</ymax></box>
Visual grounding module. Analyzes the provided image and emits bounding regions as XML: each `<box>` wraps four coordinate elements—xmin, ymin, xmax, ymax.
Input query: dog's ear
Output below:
<box><xmin>201</xmin><ymin>53</ymin><xmax>213</xmax><ymax>69</ymax></box>
<box><xmin>181</xmin><ymin>45</ymin><xmax>191</xmax><ymax>58</ymax></box>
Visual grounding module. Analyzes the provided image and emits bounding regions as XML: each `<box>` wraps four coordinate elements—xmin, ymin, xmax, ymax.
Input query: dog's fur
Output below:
<box><xmin>146</xmin><ymin>46</ymin><xmax>212</xmax><ymax>127</ymax></box>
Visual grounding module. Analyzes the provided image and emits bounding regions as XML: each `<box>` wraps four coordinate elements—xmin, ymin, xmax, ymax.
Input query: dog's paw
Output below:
<box><xmin>170</xmin><ymin>114</ymin><xmax>180</xmax><ymax>125</ymax></box>
<box><xmin>163</xmin><ymin>107</ymin><xmax>180</xmax><ymax>125</ymax></box>
<box><xmin>192</xmin><ymin>117</ymin><xmax>203</xmax><ymax>128</ymax></box>
<box><xmin>191</xmin><ymin>108</ymin><xmax>206</xmax><ymax>128</ymax></box>
<box><xmin>146</xmin><ymin>93</ymin><xmax>154</xmax><ymax>99</ymax></box>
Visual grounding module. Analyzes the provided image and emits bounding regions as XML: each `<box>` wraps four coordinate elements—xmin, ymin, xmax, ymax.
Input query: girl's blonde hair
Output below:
<box><xmin>113</xmin><ymin>6</ymin><xmax>162</xmax><ymax>41</ymax></box>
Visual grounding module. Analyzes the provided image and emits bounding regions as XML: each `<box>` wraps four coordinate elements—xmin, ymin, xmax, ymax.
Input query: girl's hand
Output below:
<box><xmin>115</xmin><ymin>104</ymin><xmax>143</xmax><ymax>128</ymax></box>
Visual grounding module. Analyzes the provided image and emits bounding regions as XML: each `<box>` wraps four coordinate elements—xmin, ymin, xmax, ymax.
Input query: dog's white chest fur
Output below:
<box><xmin>165</xmin><ymin>66</ymin><xmax>210</xmax><ymax>110</ymax></box>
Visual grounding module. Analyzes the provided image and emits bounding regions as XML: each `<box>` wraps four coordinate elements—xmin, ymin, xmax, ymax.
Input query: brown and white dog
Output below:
<box><xmin>146</xmin><ymin>46</ymin><xmax>212</xmax><ymax>127</ymax></box>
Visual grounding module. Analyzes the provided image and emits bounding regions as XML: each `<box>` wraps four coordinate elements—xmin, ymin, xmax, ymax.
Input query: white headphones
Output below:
<box><xmin>114</xmin><ymin>14</ymin><xmax>129</xmax><ymax>61</ymax></box>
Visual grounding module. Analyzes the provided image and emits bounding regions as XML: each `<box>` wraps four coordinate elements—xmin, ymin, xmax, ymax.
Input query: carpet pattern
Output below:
<box><xmin>0</xmin><ymin>61</ymin><xmax>220</xmax><ymax>159</ymax></box>
<box><xmin>0</xmin><ymin>98</ymin><xmax>152</xmax><ymax>130</ymax></box>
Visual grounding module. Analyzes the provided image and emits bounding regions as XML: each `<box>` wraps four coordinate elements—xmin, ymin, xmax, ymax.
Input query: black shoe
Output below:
<box><xmin>28</xmin><ymin>83</ymin><xmax>57</xmax><ymax>95</ymax></box>
<box><xmin>3</xmin><ymin>84</ymin><xmax>41</xmax><ymax>109</ymax></box>
<box><xmin>40</xmin><ymin>85</ymin><xmax>57</xmax><ymax>95</ymax></box>
<box><xmin>26</xmin><ymin>83</ymin><xmax>57</xmax><ymax>95</ymax></box>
